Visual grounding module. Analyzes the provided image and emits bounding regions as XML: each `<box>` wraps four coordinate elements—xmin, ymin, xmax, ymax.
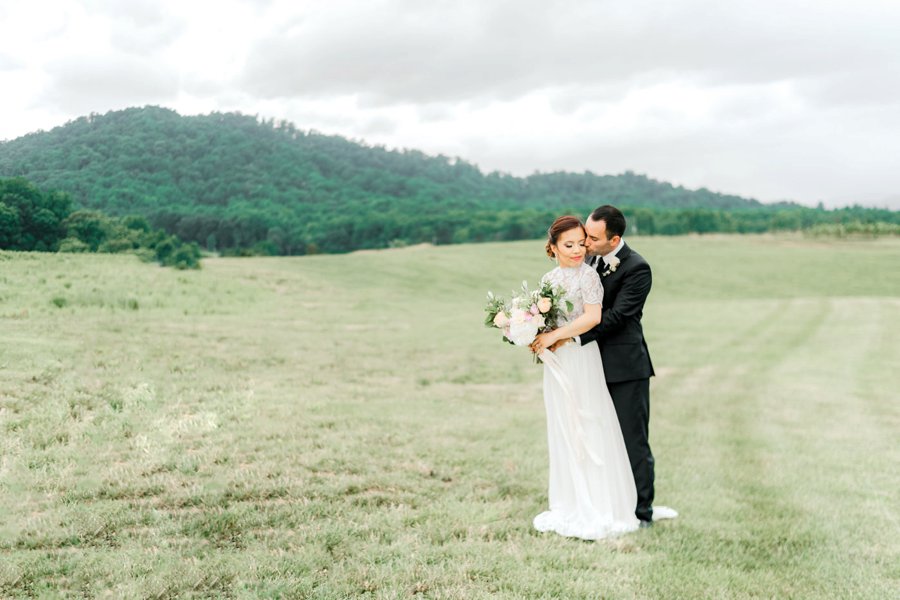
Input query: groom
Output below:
<box><xmin>578</xmin><ymin>205</ymin><xmax>659</xmax><ymax>526</ymax></box>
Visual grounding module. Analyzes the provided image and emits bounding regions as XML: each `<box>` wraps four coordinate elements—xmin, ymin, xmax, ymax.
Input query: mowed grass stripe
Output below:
<box><xmin>756</xmin><ymin>296</ymin><xmax>900</xmax><ymax>598</ymax></box>
<box><xmin>637</xmin><ymin>297</ymin><xmax>834</xmax><ymax>598</ymax></box>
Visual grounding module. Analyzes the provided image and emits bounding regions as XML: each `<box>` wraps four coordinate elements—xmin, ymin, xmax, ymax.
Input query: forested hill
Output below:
<box><xmin>0</xmin><ymin>106</ymin><xmax>893</xmax><ymax>254</ymax></box>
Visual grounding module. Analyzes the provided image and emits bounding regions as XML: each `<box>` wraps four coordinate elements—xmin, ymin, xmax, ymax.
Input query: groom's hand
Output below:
<box><xmin>549</xmin><ymin>338</ymin><xmax>572</xmax><ymax>352</ymax></box>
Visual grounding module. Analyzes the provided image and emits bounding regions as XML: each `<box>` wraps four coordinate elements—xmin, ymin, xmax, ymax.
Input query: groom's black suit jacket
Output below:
<box><xmin>579</xmin><ymin>242</ymin><xmax>655</xmax><ymax>383</ymax></box>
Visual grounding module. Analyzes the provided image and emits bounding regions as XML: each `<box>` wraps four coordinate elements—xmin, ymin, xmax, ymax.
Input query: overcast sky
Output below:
<box><xmin>1</xmin><ymin>0</ymin><xmax>898</xmax><ymax>208</ymax></box>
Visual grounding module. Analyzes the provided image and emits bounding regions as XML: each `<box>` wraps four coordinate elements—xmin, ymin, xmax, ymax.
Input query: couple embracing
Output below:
<box><xmin>528</xmin><ymin>205</ymin><xmax>675</xmax><ymax>540</ymax></box>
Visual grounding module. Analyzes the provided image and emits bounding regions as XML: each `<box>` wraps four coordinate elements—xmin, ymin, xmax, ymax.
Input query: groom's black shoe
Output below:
<box><xmin>638</xmin><ymin>520</ymin><xmax>653</xmax><ymax>529</ymax></box>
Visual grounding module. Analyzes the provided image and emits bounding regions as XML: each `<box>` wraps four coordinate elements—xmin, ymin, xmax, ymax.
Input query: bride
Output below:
<box><xmin>528</xmin><ymin>215</ymin><xmax>640</xmax><ymax>540</ymax></box>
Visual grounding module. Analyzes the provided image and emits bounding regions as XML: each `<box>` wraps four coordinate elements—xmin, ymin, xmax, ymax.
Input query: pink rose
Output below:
<box><xmin>537</xmin><ymin>297</ymin><xmax>552</xmax><ymax>313</ymax></box>
<box><xmin>530</xmin><ymin>304</ymin><xmax>540</xmax><ymax>315</ymax></box>
<box><xmin>493</xmin><ymin>311</ymin><xmax>509</xmax><ymax>327</ymax></box>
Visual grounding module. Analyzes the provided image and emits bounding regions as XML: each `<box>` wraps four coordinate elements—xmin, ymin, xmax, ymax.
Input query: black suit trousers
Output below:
<box><xmin>607</xmin><ymin>378</ymin><xmax>654</xmax><ymax>522</ymax></box>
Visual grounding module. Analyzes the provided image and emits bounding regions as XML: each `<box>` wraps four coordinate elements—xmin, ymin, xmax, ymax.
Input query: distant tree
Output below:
<box><xmin>0</xmin><ymin>176</ymin><xmax>202</xmax><ymax>267</ymax></box>
<box><xmin>64</xmin><ymin>210</ymin><xmax>110</xmax><ymax>251</ymax></box>
<box><xmin>0</xmin><ymin>177</ymin><xmax>70</xmax><ymax>251</ymax></box>
<box><xmin>0</xmin><ymin>202</ymin><xmax>20</xmax><ymax>248</ymax></box>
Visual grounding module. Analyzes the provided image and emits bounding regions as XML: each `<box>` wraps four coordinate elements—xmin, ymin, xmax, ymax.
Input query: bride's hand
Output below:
<box><xmin>530</xmin><ymin>331</ymin><xmax>557</xmax><ymax>354</ymax></box>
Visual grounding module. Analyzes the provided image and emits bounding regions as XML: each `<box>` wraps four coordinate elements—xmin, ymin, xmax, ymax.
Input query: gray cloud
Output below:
<box><xmin>237</xmin><ymin>0</ymin><xmax>900</xmax><ymax>111</ymax></box>
<box><xmin>358</xmin><ymin>115</ymin><xmax>398</xmax><ymax>136</ymax></box>
<box><xmin>797</xmin><ymin>67</ymin><xmax>900</xmax><ymax>109</ymax></box>
<box><xmin>41</xmin><ymin>54</ymin><xmax>179</xmax><ymax>114</ymax></box>
<box><xmin>455</xmin><ymin>98</ymin><xmax>900</xmax><ymax>205</ymax></box>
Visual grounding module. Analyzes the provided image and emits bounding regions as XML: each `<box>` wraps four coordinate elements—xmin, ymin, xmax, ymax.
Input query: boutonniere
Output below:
<box><xmin>601</xmin><ymin>256</ymin><xmax>621</xmax><ymax>276</ymax></box>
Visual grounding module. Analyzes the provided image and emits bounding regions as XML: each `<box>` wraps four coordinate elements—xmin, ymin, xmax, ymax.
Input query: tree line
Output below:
<box><xmin>0</xmin><ymin>106</ymin><xmax>896</xmax><ymax>255</ymax></box>
<box><xmin>0</xmin><ymin>177</ymin><xmax>201</xmax><ymax>268</ymax></box>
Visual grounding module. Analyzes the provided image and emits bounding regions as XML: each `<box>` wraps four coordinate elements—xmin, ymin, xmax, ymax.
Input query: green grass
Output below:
<box><xmin>0</xmin><ymin>234</ymin><xmax>898</xmax><ymax>598</ymax></box>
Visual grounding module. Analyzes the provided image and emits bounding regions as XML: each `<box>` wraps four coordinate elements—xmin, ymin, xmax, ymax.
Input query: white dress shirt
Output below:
<box><xmin>597</xmin><ymin>238</ymin><xmax>625</xmax><ymax>268</ymax></box>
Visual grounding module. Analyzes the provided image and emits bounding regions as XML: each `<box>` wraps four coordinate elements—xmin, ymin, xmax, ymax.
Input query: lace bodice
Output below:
<box><xmin>541</xmin><ymin>263</ymin><xmax>604</xmax><ymax>323</ymax></box>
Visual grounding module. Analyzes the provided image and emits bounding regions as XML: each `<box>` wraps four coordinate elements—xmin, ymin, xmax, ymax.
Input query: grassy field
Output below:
<box><xmin>0</xmin><ymin>234</ymin><xmax>898</xmax><ymax>599</ymax></box>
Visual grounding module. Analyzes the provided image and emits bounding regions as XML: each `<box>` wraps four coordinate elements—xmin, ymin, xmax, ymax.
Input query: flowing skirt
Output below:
<box><xmin>533</xmin><ymin>341</ymin><xmax>640</xmax><ymax>540</ymax></box>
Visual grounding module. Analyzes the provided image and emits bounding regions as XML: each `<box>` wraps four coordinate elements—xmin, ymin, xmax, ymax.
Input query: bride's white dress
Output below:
<box><xmin>533</xmin><ymin>263</ymin><xmax>640</xmax><ymax>540</ymax></box>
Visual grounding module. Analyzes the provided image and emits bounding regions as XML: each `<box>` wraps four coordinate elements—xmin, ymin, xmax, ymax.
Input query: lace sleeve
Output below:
<box><xmin>580</xmin><ymin>266</ymin><xmax>604</xmax><ymax>305</ymax></box>
<box><xmin>540</xmin><ymin>269</ymin><xmax>555</xmax><ymax>287</ymax></box>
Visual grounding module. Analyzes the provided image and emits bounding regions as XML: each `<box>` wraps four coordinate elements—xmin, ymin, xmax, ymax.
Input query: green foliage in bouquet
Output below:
<box><xmin>536</xmin><ymin>279</ymin><xmax>574</xmax><ymax>332</ymax></box>
<box><xmin>484</xmin><ymin>280</ymin><xmax>574</xmax><ymax>350</ymax></box>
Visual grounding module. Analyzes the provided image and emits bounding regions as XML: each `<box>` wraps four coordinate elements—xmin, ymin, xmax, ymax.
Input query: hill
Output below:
<box><xmin>0</xmin><ymin>106</ymin><xmax>895</xmax><ymax>253</ymax></box>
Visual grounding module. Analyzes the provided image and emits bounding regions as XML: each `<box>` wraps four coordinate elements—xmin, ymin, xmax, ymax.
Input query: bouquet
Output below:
<box><xmin>484</xmin><ymin>280</ymin><xmax>572</xmax><ymax>348</ymax></box>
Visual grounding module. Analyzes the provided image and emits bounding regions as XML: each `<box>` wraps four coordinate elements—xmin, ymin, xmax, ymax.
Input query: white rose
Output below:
<box><xmin>507</xmin><ymin>319</ymin><xmax>539</xmax><ymax>346</ymax></box>
<box><xmin>533</xmin><ymin>314</ymin><xmax>545</xmax><ymax>328</ymax></box>
<box><xmin>537</xmin><ymin>297</ymin><xmax>552</xmax><ymax>313</ymax></box>
<box><xmin>493</xmin><ymin>311</ymin><xmax>509</xmax><ymax>327</ymax></box>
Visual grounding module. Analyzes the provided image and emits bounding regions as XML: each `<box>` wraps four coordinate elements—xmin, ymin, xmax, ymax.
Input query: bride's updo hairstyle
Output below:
<box><xmin>545</xmin><ymin>215</ymin><xmax>585</xmax><ymax>259</ymax></box>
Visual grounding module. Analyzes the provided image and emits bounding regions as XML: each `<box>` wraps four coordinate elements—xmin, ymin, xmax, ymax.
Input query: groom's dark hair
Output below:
<box><xmin>589</xmin><ymin>205</ymin><xmax>626</xmax><ymax>239</ymax></box>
